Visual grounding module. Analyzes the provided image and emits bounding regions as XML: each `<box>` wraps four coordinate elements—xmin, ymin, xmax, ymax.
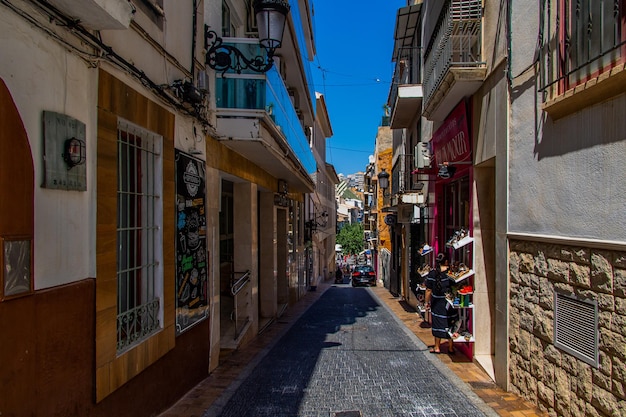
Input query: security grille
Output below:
<box><xmin>450</xmin><ymin>0</ymin><xmax>482</xmax><ymax>20</ymax></box>
<box><xmin>423</xmin><ymin>0</ymin><xmax>484</xmax><ymax>104</ymax></box>
<box><xmin>554</xmin><ymin>291</ymin><xmax>598</xmax><ymax>368</ymax></box>
<box><xmin>116</xmin><ymin>119</ymin><xmax>163</xmax><ymax>354</ymax></box>
<box><xmin>539</xmin><ymin>0</ymin><xmax>624</xmax><ymax>96</ymax></box>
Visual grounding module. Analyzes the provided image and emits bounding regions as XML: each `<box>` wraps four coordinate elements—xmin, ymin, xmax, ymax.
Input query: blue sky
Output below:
<box><xmin>311</xmin><ymin>0</ymin><xmax>406</xmax><ymax>177</ymax></box>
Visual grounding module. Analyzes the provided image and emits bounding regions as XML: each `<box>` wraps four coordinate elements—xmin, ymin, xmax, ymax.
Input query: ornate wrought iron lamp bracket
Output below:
<box><xmin>205</xmin><ymin>29</ymin><xmax>275</xmax><ymax>74</ymax></box>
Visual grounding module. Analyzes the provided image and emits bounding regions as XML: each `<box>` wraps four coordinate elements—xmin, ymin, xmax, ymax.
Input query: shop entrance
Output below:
<box><xmin>389</xmin><ymin>226</ymin><xmax>401</xmax><ymax>296</ymax></box>
<box><xmin>439</xmin><ymin>174</ymin><xmax>474</xmax><ymax>358</ymax></box>
<box><xmin>219</xmin><ymin>180</ymin><xmax>235</xmax><ymax>349</ymax></box>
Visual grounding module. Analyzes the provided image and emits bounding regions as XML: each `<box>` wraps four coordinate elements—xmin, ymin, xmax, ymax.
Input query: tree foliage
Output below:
<box><xmin>336</xmin><ymin>223</ymin><xmax>364</xmax><ymax>255</ymax></box>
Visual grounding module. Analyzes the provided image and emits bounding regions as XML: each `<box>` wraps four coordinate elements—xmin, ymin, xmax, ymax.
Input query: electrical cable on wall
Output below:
<box><xmin>1</xmin><ymin>0</ymin><xmax>214</xmax><ymax>131</ymax></box>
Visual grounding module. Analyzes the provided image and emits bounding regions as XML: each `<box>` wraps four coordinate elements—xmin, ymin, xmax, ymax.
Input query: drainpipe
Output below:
<box><xmin>191</xmin><ymin>0</ymin><xmax>198</xmax><ymax>76</ymax></box>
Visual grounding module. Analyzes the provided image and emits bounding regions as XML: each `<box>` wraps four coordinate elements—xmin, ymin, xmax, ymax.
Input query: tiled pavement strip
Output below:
<box><xmin>158</xmin><ymin>279</ymin><xmax>547</xmax><ymax>417</ymax></box>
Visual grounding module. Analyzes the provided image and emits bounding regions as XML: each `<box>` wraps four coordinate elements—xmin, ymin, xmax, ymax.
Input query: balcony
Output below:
<box><xmin>46</xmin><ymin>0</ymin><xmax>134</xmax><ymax>29</ymax></box>
<box><xmin>215</xmin><ymin>39</ymin><xmax>316</xmax><ymax>193</ymax></box>
<box><xmin>389</xmin><ymin>49</ymin><xmax>423</xmax><ymax>129</ymax></box>
<box><xmin>422</xmin><ymin>0</ymin><xmax>486</xmax><ymax>121</ymax></box>
<box><xmin>391</xmin><ymin>153</ymin><xmax>426</xmax><ymax>197</ymax></box>
<box><xmin>389</xmin><ymin>4</ymin><xmax>423</xmax><ymax>129</ymax></box>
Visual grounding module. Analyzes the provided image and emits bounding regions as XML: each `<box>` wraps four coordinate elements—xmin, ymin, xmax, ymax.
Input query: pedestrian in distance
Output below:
<box><xmin>424</xmin><ymin>253</ymin><xmax>459</xmax><ymax>354</ymax></box>
<box><xmin>335</xmin><ymin>266</ymin><xmax>343</xmax><ymax>284</ymax></box>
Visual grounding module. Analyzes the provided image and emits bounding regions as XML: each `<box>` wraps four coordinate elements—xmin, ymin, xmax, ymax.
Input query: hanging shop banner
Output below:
<box><xmin>175</xmin><ymin>150</ymin><xmax>209</xmax><ymax>334</ymax></box>
<box><xmin>432</xmin><ymin>101</ymin><xmax>471</xmax><ymax>166</ymax></box>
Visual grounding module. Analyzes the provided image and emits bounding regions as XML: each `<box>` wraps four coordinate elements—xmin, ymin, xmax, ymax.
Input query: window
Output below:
<box><xmin>116</xmin><ymin>119</ymin><xmax>163</xmax><ymax>354</ymax></box>
<box><xmin>541</xmin><ymin>0</ymin><xmax>625</xmax><ymax>95</ymax></box>
<box><xmin>247</xmin><ymin>0</ymin><xmax>258</xmax><ymax>33</ymax></box>
<box><xmin>1</xmin><ymin>237</ymin><xmax>32</xmax><ymax>300</ymax></box>
<box><xmin>223</xmin><ymin>1</ymin><xmax>235</xmax><ymax>37</ymax></box>
<box><xmin>96</xmin><ymin>70</ymin><xmax>175</xmax><ymax>401</ymax></box>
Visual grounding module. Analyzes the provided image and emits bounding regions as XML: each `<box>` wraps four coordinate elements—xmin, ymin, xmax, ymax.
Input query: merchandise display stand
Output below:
<box><xmin>446</xmin><ymin>231</ymin><xmax>475</xmax><ymax>345</ymax></box>
<box><xmin>415</xmin><ymin>247</ymin><xmax>433</xmax><ymax>317</ymax></box>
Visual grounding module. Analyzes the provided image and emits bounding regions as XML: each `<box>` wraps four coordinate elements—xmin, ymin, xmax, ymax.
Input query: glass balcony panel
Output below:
<box><xmin>215</xmin><ymin>67</ymin><xmax>316</xmax><ymax>174</ymax></box>
<box><xmin>265</xmin><ymin>68</ymin><xmax>316</xmax><ymax>174</ymax></box>
<box><xmin>289</xmin><ymin>0</ymin><xmax>316</xmax><ymax>115</ymax></box>
<box><xmin>216</xmin><ymin>77</ymin><xmax>266</xmax><ymax>109</ymax></box>
<box><xmin>217</xmin><ymin>39</ymin><xmax>269</xmax><ymax>75</ymax></box>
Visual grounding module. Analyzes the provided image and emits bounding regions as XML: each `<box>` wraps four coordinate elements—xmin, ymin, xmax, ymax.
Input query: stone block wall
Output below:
<box><xmin>509</xmin><ymin>240</ymin><xmax>626</xmax><ymax>417</ymax></box>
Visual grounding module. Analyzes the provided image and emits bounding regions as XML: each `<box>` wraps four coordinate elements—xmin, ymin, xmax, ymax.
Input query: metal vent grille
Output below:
<box><xmin>554</xmin><ymin>291</ymin><xmax>598</xmax><ymax>368</ymax></box>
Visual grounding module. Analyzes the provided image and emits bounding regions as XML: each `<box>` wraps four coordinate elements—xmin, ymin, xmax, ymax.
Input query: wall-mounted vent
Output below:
<box><xmin>554</xmin><ymin>291</ymin><xmax>598</xmax><ymax>368</ymax></box>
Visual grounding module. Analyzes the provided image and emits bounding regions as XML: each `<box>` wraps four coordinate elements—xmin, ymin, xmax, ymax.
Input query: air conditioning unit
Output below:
<box><xmin>414</xmin><ymin>142</ymin><xmax>432</xmax><ymax>169</ymax></box>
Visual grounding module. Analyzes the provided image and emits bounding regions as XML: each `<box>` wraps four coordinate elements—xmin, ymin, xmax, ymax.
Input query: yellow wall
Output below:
<box><xmin>377</xmin><ymin>149</ymin><xmax>393</xmax><ymax>252</ymax></box>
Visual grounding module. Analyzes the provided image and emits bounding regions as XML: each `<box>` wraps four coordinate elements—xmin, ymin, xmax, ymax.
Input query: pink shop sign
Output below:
<box><xmin>432</xmin><ymin>101</ymin><xmax>471</xmax><ymax>166</ymax></box>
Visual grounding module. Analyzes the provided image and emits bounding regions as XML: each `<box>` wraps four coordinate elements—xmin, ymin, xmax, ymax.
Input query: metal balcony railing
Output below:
<box><xmin>423</xmin><ymin>0</ymin><xmax>484</xmax><ymax>105</ymax></box>
<box><xmin>389</xmin><ymin>46</ymin><xmax>422</xmax><ymax>113</ymax></box>
<box><xmin>392</xmin><ymin>153</ymin><xmax>424</xmax><ymax>196</ymax></box>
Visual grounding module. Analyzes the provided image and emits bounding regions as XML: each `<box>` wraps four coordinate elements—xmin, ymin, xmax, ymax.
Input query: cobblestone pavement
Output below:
<box><xmin>205</xmin><ymin>285</ymin><xmax>498</xmax><ymax>417</ymax></box>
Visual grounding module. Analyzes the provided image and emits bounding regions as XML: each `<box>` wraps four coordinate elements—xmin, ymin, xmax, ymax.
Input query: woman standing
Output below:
<box><xmin>424</xmin><ymin>253</ymin><xmax>459</xmax><ymax>354</ymax></box>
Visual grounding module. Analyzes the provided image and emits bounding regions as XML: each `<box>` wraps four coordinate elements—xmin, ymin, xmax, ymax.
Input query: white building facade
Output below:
<box><xmin>0</xmin><ymin>0</ymin><xmax>325</xmax><ymax>415</ymax></box>
<box><xmin>508</xmin><ymin>1</ymin><xmax>626</xmax><ymax>415</ymax></box>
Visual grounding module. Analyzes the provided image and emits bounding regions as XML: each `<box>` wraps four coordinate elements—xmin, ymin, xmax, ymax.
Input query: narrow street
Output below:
<box><xmin>205</xmin><ymin>280</ymin><xmax>497</xmax><ymax>417</ymax></box>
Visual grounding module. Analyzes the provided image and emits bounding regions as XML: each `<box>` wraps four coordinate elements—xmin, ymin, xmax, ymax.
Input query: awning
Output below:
<box><xmin>392</xmin><ymin>4</ymin><xmax>422</xmax><ymax>62</ymax></box>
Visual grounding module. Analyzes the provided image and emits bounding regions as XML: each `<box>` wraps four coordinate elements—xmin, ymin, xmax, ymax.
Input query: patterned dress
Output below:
<box><xmin>425</xmin><ymin>268</ymin><xmax>459</xmax><ymax>339</ymax></box>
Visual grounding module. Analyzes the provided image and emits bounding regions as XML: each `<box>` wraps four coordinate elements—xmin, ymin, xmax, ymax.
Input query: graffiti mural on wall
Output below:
<box><xmin>175</xmin><ymin>150</ymin><xmax>209</xmax><ymax>334</ymax></box>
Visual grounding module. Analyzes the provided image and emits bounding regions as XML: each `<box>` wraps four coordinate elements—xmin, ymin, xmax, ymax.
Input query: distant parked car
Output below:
<box><xmin>351</xmin><ymin>265</ymin><xmax>376</xmax><ymax>287</ymax></box>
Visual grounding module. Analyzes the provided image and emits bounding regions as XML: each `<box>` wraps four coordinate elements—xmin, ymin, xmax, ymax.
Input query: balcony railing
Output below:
<box><xmin>423</xmin><ymin>0</ymin><xmax>484</xmax><ymax>105</ymax></box>
<box><xmin>391</xmin><ymin>153</ymin><xmax>425</xmax><ymax>196</ymax></box>
<box><xmin>389</xmin><ymin>47</ymin><xmax>424</xmax><ymax>128</ymax></box>
<box><xmin>215</xmin><ymin>40</ymin><xmax>316</xmax><ymax>174</ymax></box>
<box><xmin>389</xmin><ymin>46</ymin><xmax>422</xmax><ymax>111</ymax></box>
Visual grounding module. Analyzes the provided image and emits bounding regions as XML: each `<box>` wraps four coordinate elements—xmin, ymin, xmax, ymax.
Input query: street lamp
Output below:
<box><xmin>305</xmin><ymin>211</ymin><xmax>329</xmax><ymax>232</ymax></box>
<box><xmin>377</xmin><ymin>169</ymin><xmax>390</xmax><ymax>197</ymax></box>
<box><xmin>205</xmin><ymin>0</ymin><xmax>290</xmax><ymax>74</ymax></box>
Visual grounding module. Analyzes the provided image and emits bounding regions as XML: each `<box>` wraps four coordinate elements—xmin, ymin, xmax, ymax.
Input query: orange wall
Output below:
<box><xmin>377</xmin><ymin>149</ymin><xmax>393</xmax><ymax>252</ymax></box>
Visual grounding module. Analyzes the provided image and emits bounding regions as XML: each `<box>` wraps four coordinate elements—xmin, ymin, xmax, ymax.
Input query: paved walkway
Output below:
<box><xmin>158</xmin><ymin>279</ymin><xmax>546</xmax><ymax>417</ymax></box>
